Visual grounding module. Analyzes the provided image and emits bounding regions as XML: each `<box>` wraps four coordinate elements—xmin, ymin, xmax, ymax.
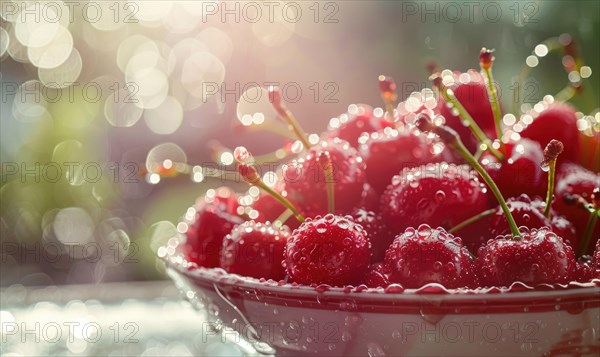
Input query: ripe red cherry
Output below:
<box><xmin>435</xmin><ymin>70</ymin><xmax>497</xmax><ymax>153</ymax></box>
<box><xmin>203</xmin><ymin>187</ymin><xmax>241</xmax><ymax>215</ymax></box>
<box><xmin>578</xmin><ymin>131</ymin><xmax>600</xmax><ymax>172</ymax></box>
<box><xmin>482</xmin><ymin>139</ymin><xmax>546</xmax><ymax>199</ymax></box>
<box><xmin>283</xmin><ymin>139</ymin><xmax>366</xmax><ymax>217</ymax></box>
<box><xmin>358</xmin><ymin>183</ymin><xmax>380</xmax><ymax>212</ymax></box>
<box><xmin>476</xmin><ymin>227</ymin><xmax>576</xmax><ymax>287</ymax></box>
<box><xmin>452</xmin><ymin>212</ymin><xmax>495</xmax><ymax>255</ymax></box>
<box><xmin>327</xmin><ymin>104</ymin><xmax>392</xmax><ymax>148</ymax></box>
<box><xmin>362</xmin><ymin>262</ymin><xmax>391</xmax><ymax>288</ymax></box>
<box><xmin>360</xmin><ymin>128</ymin><xmax>448</xmax><ymax>193</ymax></box>
<box><xmin>592</xmin><ymin>240</ymin><xmax>600</xmax><ymax>278</ymax></box>
<box><xmin>383</xmin><ymin>224</ymin><xmax>476</xmax><ymax>289</ymax></box>
<box><xmin>489</xmin><ymin>194</ymin><xmax>577</xmax><ymax>248</ymax></box>
<box><xmin>573</xmin><ymin>258</ymin><xmax>595</xmax><ymax>282</ymax></box>
<box><xmin>554</xmin><ymin>164</ymin><xmax>600</xmax><ymax>253</ymax></box>
<box><xmin>220</xmin><ymin>221</ymin><xmax>290</xmax><ymax>280</ymax></box>
<box><xmin>351</xmin><ymin>208</ymin><xmax>394</xmax><ymax>262</ymax></box>
<box><xmin>183</xmin><ymin>190</ymin><xmax>244</xmax><ymax>267</ymax></box>
<box><xmin>520</xmin><ymin>103</ymin><xmax>580</xmax><ymax>163</ymax></box>
<box><xmin>283</xmin><ymin>214</ymin><xmax>371</xmax><ymax>286</ymax></box>
<box><xmin>250</xmin><ymin>190</ymin><xmax>301</xmax><ymax>230</ymax></box>
<box><xmin>381</xmin><ymin>163</ymin><xmax>490</xmax><ymax>235</ymax></box>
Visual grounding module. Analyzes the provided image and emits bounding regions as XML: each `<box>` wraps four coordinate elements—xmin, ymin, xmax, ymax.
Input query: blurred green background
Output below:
<box><xmin>1</xmin><ymin>0</ymin><xmax>599</xmax><ymax>285</ymax></box>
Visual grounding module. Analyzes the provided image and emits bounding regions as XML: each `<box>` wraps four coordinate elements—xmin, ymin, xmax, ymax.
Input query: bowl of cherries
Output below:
<box><xmin>161</xmin><ymin>45</ymin><xmax>600</xmax><ymax>356</ymax></box>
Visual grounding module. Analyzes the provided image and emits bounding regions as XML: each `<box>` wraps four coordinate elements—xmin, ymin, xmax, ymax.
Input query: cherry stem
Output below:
<box><xmin>479</xmin><ymin>48</ymin><xmax>506</xmax><ymax>154</ymax></box>
<box><xmin>554</xmin><ymin>85</ymin><xmax>577</xmax><ymax>103</ymax></box>
<box><xmin>416</xmin><ymin>114</ymin><xmax>521</xmax><ymax>237</ymax></box>
<box><xmin>242</xmin><ymin>120</ymin><xmax>298</xmax><ymax>140</ymax></box>
<box><xmin>238</xmin><ymin>163</ymin><xmax>305</xmax><ymax>223</ymax></box>
<box><xmin>378</xmin><ymin>75</ymin><xmax>398</xmax><ymax>122</ymax></box>
<box><xmin>542</xmin><ymin>140</ymin><xmax>564</xmax><ymax>218</ymax></box>
<box><xmin>448</xmin><ymin>208</ymin><xmax>496</xmax><ymax>234</ymax></box>
<box><xmin>563</xmin><ymin>194</ymin><xmax>596</xmax><ymax>214</ymax></box>
<box><xmin>273</xmin><ymin>209</ymin><xmax>294</xmax><ymax>229</ymax></box>
<box><xmin>431</xmin><ymin>74</ymin><xmax>505</xmax><ymax>161</ymax></box>
<box><xmin>579</xmin><ymin>209</ymin><xmax>599</xmax><ymax>256</ymax></box>
<box><xmin>147</xmin><ymin>161</ymin><xmax>242</xmax><ymax>183</ymax></box>
<box><xmin>318</xmin><ymin>151</ymin><xmax>335</xmax><ymax>214</ymax></box>
<box><xmin>268</xmin><ymin>86</ymin><xmax>312</xmax><ymax>150</ymax></box>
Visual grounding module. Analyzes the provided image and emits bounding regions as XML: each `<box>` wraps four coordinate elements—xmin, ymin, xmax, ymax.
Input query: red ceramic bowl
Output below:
<box><xmin>161</xmin><ymin>245</ymin><xmax>600</xmax><ymax>357</ymax></box>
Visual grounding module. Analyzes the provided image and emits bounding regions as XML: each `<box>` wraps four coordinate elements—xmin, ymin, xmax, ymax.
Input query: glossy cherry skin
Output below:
<box><xmin>283</xmin><ymin>214</ymin><xmax>371</xmax><ymax>286</ymax></box>
<box><xmin>578</xmin><ymin>131</ymin><xmax>600</xmax><ymax>172</ymax></box>
<box><xmin>489</xmin><ymin>195</ymin><xmax>577</xmax><ymax>249</ymax></box>
<box><xmin>482</xmin><ymin>139</ymin><xmax>547</xmax><ymax>199</ymax></box>
<box><xmin>351</xmin><ymin>208</ymin><xmax>394</xmax><ymax>262</ymax></box>
<box><xmin>220</xmin><ymin>221</ymin><xmax>290</xmax><ymax>280</ymax></box>
<box><xmin>362</xmin><ymin>262</ymin><xmax>391</xmax><ymax>288</ymax></box>
<box><xmin>452</xmin><ymin>212</ymin><xmax>495</xmax><ymax>255</ymax></box>
<box><xmin>554</xmin><ymin>164</ymin><xmax>600</xmax><ymax>254</ymax></box>
<box><xmin>327</xmin><ymin>104</ymin><xmax>392</xmax><ymax>148</ymax></box>
<box><xmin>250</xmin><ymin>189</ymin><xmax>301</xmax><ymax>230</ymax></box>
<box><xmin>381</xmin><ymin>163</ymin><xmax>490</xmax><ymax>235</ymax></box>
<box><xmin>384</xmin><ymin>224</ymin><xmax>476</xmax><ymax>289</ymax></box>
<box><xmin>520</xmin><ymin>103</ymin><xmax>580</xmax><ymax>163</ymax></box>
<box><xmin>476</xmin><ymin>227</ymin><xmax>576</xmax><ymax>288</ymax></box>
<box><xmin>360</xmin><ymin>128</ymin><xmax>446</xmax><ymax>194</ymax></box>
<box><xmin>358</xmin><ymin>183</ymin><xmax>380</xmax><ymax>213</ymax></box>
<box><xmin>183</xmin><ymin>190</ymin><xmax>244</xmax><ymax>267</ymax></box>
<box><xmin>435</xmin><ymin>70</ymin><xmax>497</xmax><ymax>153</ymax></box>
<box><xmin>573</xmin><ymin>258</ymin><xmax>595</xmax><ymax>282</ymax></box>
<box><xmin>592</xmin><ymin>240</ymin><xmax>600</xmax><ymax>278</ymax></box>
<box><xmin>283</xmin><ymin>139</ymin><xmax>366</xmax><ymax>218</ymax></box>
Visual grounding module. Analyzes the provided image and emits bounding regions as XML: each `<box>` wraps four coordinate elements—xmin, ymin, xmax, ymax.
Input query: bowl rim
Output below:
<box><xmin>162</xmin><ymin>251</ymin><xmax>600</xmax><ymax>304</ymax></box>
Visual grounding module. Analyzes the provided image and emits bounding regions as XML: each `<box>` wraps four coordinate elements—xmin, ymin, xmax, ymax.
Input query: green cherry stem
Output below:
<box><xmin>579</xmin><ymin>209</ymin><xmax>599</xmax><ymax>256</ymax></box>
<box><xmin>431</xmin><ymin>74</ymin><xmax>505</xmax><ymax>161</ymax></box>
<box><xmin>235</xmin><ymin>146</ymin><xmax>305</xmax><ymax>223</ymax></box>
<box><xmin>238</xmin><ymin>163</ymin><xmax>305</xmax><ymax>223</ymax></box>
<box><xmin>416</xmin><ymin>114</ymin><xmax>521</xmax><ymax>237</ymax></box>
<box><xmin>318</xmin><ymin>151</ymin><xmax>335</xmax><ymax>214</ymax></box>
<box><xmin>268</xmin><ymin>86</ymin><xmax>312</xmax><ymax>150</ymax></box>
<box><xmin>541</xmin><ymin>140</ymin><xmax>564</xmax><ymax>218</ymax></box>
<box><xmin>448</xmin><ymin>208</ymin><xmax>496</xmax><ymax>234</ymax></box>
<box><xmin>479</xmin><ymin>48</ymin><xmax>506</xmax><ymax>154</ymax></box>
<box><xmin>273</xmin><ymin>209</ymin><xmax>294</xmax><ymax>229</ymax></box>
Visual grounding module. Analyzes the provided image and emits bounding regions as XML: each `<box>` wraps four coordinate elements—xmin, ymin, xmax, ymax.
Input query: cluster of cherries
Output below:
<box><xmin>179</xmin><ymin>47</ymin><xmax>600</xmax><ymax>291</ymax></box>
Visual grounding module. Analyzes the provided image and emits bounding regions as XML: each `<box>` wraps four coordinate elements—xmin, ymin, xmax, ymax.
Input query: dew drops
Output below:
<box><xmin>434</xmin><ymin>190</ymin><xmax>446</xmax><ymax>202</ymax></box>
<box><xmin>338</xmin><ymin>220</ymin><xmax>350</xmax><ymax>230</ymax></box>
<box><xmin>315</xmin><ymin>223</ymin><xmax>328</xmax><ymax>234</ymax></box>
<box><xmin>234</xmin><ymin>146</ymin><xmax>251</xmax><ymax>163</ymax></box>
